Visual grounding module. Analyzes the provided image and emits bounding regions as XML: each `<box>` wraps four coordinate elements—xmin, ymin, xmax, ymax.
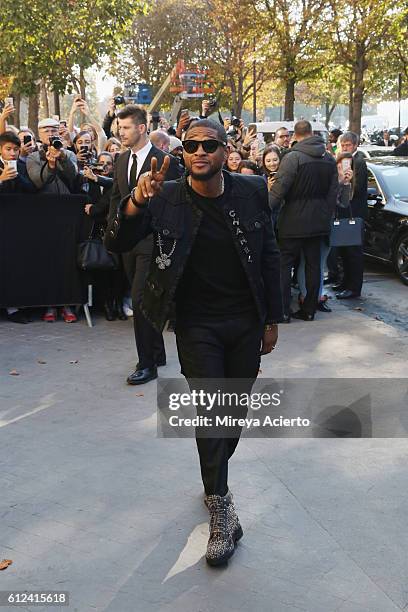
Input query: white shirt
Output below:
<box><xmin>127</xmin><ymin>140</ymin><xmax>152</xmax><ymax>186</ymax></box>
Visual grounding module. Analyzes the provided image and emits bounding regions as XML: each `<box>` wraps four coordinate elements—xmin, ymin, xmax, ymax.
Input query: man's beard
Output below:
<box><xmin>189</xmin><ymin>165</ymin><xmax>221</xmax><ymax>181</ymax></box>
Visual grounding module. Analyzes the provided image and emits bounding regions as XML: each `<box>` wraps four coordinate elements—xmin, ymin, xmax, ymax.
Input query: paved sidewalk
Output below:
<box><xmin>0</xmin><ymin>302</ymin><xmax>407</xmax><ymax>612</ymax></box>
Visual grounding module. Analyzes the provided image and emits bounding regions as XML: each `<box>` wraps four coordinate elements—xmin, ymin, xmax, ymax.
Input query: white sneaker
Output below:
<box><xmin>122</xmin><ymin>297</ymin><xmax>133</xmax><ymax>317</ymax></box>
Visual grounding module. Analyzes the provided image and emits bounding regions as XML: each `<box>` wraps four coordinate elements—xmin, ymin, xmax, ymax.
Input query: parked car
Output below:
<box><xmin>365</xmin><ymin>158</ymin><xmax>408</xmax><ymax>285</ymax></box>
<box><xmin>358</xmin><ymin>145</ymin><xmax>396</xmax><ymax>159</ymax></box>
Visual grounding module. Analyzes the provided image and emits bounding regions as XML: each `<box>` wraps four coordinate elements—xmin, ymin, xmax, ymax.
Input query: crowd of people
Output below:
<box><xmin>2</xmin><ymin>94</ymin><xmax>408</xmax><ymax>568</ymax></box>
<box><xmin>1</xmin><ymin>94</ymin><xmax>407</xmax><ymax>326</ymax></box>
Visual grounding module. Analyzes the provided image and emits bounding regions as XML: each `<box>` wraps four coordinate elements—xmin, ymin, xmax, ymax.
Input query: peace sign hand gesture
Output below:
<box><xmin>132</xmin><ymin>155</ymin><xmax>171</xmax><ymax>206</ymax></box>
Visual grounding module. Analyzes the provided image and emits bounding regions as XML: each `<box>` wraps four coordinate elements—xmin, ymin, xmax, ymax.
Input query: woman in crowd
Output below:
<box><xmin>83</xmin><ymin>152</ymin><xmax>128</xmax><ymax>322</ymax></box>
<box><xmin>263</xmin><ymin>145</ymin><xmax>282</xmax><ymax>228</ymax></box>
<box><xmin>105</xmin><ymin>137</ymin><xmax>122</xmax><ymax>157</ymax></box>
<box><xmin>73</xmin><ymin>131</ymin><xmax>96</xmax><ymax>170</ymax></box>
<box><xmin>225</xmin><ymin>149</ymin><xmax>242</xmax><ymax>172</ymax></box>
<box><xmin>68</xmin><ymin>96</ymin><xmax>107</xmax><ymax>154</ymax></box>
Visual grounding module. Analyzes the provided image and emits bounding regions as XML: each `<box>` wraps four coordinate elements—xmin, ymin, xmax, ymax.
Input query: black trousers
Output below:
<box><xmin>337</xmin><ymin>245</ymin><xmax>364</xmax><ymax>295</ymax></box>
<box><xmin>176</xmin><ymin>312</ymin><xmax>264</xmax><ymax>497</ymax></box>
<box><xmin>123</xmin><ymin>243</ymin><xmax>166</xmax><ymax>369</ymax></box>
<box><xmin>280</xmin><ymin>236</ymin><xmax>321</xmax><ymax>316</ymax></box>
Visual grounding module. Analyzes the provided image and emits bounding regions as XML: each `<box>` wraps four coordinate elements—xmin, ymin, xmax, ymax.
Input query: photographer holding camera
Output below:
<box><xmin>26</xmin><ymin>118</ymin><xmax>78</xmax><ymax>194</ymax></box>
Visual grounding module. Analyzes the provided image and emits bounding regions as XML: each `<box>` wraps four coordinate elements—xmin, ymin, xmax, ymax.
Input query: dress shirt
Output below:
<box><xmin>127</xmin><ymin>140</ymin><xmax>152</xmax><ymax>186</ymax></box>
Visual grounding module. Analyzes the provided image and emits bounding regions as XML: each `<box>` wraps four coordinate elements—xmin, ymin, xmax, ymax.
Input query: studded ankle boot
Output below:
<box><xmin>205</xmin><ymin>493</ymin><xmax>243</xmax><ymax>566</ymax></box>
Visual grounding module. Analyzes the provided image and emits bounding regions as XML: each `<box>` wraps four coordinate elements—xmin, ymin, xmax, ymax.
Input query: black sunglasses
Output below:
<box><xmin>183</xmin><ymin>139</ymin><xmax>226</xmax><ymax>154</ymax></box>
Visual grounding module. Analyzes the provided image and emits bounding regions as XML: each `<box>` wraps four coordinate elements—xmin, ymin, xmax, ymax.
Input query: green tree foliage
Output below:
<box><xmin>254</xmin><ymin>0</ymin><xmax>332</xmax><ymax>120</ymax></box>
<box><xmin>109</xmin><ymin>0</ymin><xmax>212</xmax><ymax>95</ymax></box>
<box><xmin>329</xmin><ymin>0</ymin><xmax>403</xmax><ymax>133</ymax></box>
<box><xmin>0</xmin><ymin>0</ymin><xmax>147</xmax><ymax>97</ymax></box>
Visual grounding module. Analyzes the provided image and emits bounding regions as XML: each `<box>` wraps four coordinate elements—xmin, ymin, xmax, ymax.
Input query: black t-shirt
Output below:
<box><xmin>175</xmin><ymin>180</ymin><xmax>255</xmax><ymax>321</ymax></box>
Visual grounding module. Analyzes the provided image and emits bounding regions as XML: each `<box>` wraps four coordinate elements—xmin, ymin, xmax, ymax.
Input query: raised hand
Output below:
<box><xmin>134</xmin><ymin>155</ymin><xmax>171</xmax><ymax>203</ymax></box>
<box><xmin>1</xmin><ymin>102</ymin><xmax>15</xmax><ymax>119</ymax></box>
<box><xmin>0</xmin><ymin>164</ymin><xmax>18</xmax><ymax>182</ymax></box>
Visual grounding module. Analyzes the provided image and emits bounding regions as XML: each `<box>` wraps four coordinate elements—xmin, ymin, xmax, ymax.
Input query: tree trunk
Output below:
<box><xmin>79</xmin><ymin>66</ymin><xmax>86</xmax><ymax>99</ymax></box>
<box><xmin>40</xmin><ymin>80</ymin><xmax>50</xmax><ymax>118</ymax></box>
<box><xmin>9</xmin><ymin>89</ymin><xmax>20</xmax><ymax>128</ymax></box>
<box><xmin>284</xmin><ymin>77</ymin><xmax>295</xmax><ymax>121</ymax></box>
<box><xmin>325</xmin><ymin>100</ymin><xmax>336</xmax><ymax>129</ymax></box>
<box><xmin>348</xmin><ymin>74</ymin><xmax>353</xmax><ymax>127</ymax></box>
<box><xmin>349</xmin><ymin>47</ymin><xmax>366</xmax><ymax>135</ymax></box>
<box><xmin>28</xmin><ymin>89</ymin><xmax>40</xmax><ymax>138</ymax></box>
<box><xmin>53</xmin><ymin>91</ymin><xmax>60</xmax><ymax>117</ymax></box>
<box><xmin>14</xmin><ymin>92</ymin><xmax>21</xmax><ymax>128</ymax></box>
<box><xmin>79</xmin><ymin>66</ymin><xmax>86</xmax><ymax>123</ymax></box>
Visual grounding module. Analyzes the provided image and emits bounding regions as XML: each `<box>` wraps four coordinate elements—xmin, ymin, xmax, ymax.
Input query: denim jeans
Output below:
<box><xmin>297</xmin><ymin>239</ymin><xmax>330</xmax><ymax>300</ymax></box>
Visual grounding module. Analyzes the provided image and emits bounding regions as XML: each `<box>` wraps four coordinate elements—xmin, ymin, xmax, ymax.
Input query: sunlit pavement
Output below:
<box><xmin>0</xmin><ymin>268</ymin><xmax>407</xmax><ymax>612</ymax></box>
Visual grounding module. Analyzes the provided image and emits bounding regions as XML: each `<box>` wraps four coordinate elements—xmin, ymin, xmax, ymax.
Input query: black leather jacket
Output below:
<box><xmin>105</xmin><ymin>171</ymin><xmax>283</xmax><ymax>332</ymax></box>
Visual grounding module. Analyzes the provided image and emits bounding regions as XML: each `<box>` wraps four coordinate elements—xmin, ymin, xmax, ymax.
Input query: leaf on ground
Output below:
<box><xmin>37</xmin><ymin>359</ymin><xmax>47</xmax><ymax>364</ymax></box>
<box><xmin>0</xmin><ymin>559</ymin><xmax>12</xmax><ymax>570</ymax></box>
<box><xmin>69</xmin><ymin>360</ymin><xmax>79</xmax><ymax>364</ymax></box>
<box><xmin>9</xmin><ymin>370</ymin><xmax>19</xmax><ymax>376</ymax></box>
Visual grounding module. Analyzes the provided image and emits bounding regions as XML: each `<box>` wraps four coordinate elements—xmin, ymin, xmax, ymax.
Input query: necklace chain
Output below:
<box><xmin>188</xmin><ymin>173</ymin><xmax>224</xmax><ymax>196</ymax></box>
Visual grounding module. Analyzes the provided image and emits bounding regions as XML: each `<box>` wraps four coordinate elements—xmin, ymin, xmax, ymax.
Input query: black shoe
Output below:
<box><xmin>8</xmin><ymin>311</ymin><xmax>30</xmax><ymax>324</ymax></box>
<box><xmin>127</xmin><ymin>366</ymin><xmax>158</xmax><ymax>385</ymax></box>
<box><xmin>317</xmin><ymin>301</ymin><xmax>332</xmax><ymax>312</ymax></box>
<box><xmin>115</xmin><ymin>301</ymin><xmax>128</xmax><ymax>321</ymax></box>
<box><xmin>104</xmin><ymin>301</ymin><xmax>116</xmax><ymax>321</ymax></box>
<box><xmin>282</xmin><ymin>314</ymin><xmax>291</xmax><ymax>324</ymax></box>
<box><xmin>292</xmin><ymin>310</ymin><xmax>315</xmax><ymax>321</ymax></box>
<box><xmin>331</xmin><ymin>283</ymin><xmax>345</xmax><ymax>292</ymax></box>
<box><xmin>336</xmin><ymin>290</ymin><xmax>361</xmax><ymax>300</ymax></box>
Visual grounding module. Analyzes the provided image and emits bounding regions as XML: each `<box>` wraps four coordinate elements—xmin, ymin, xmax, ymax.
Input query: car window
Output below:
<box><xmin>380</xmin><ymin>167</ymin><xmax>408</xmax><ymax>200</ymax></box>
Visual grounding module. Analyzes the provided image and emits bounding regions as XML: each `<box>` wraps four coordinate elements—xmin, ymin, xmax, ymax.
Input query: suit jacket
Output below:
<box><xmin>0</xmin><ymin>159</ymin><xmax>37</xmax><ymax>193</ymax></box>
<box><xmin>108</xmin><ymin>143</ymin><xmax>184</xmax><ymax>254</ymax></box>
<box><xmin>350</xmin><ymin>151</ymin><xmax>368</xmax><ymax>219</ymax></box>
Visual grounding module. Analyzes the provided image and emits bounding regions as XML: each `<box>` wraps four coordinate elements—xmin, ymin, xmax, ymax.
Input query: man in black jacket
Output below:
<box><xmin>105</xmin><ymin>119</ymin><xmax>283</xmax><ymax>567</ymax></box>
<box><xmin>109</xmin><ymin>105</ymin><xmax>183</xmax><ymax>385</ymax></box>
<box><xmin>269</xmin><ymin>120</ymin><xmax>338</xmax><ymax>321</ymax></box>
<box><xmin>334</xmin><ymin>131</ymin><xmax>368</xmax><ymax>298</ymax></box>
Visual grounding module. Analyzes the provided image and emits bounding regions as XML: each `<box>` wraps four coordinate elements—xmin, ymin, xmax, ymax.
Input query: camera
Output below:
<box><xmin>114</xmin><ymin>95</ymin><xmax>125</xmax><ymax>106</ymax></box>
<box><xmin>207</xmin><ymin>96</ymin><xmax>218</xmax><ymax>111</ymax></box>
<box><xmin>88</xmin><ymin>163</ymin><xmax>107</xmax><ymax>173</ymax></box>
<box><xmin>231</xmin><ymin>116</ymin><xmax>241</xmax><ymax>128</ymax></box>
<box><xmin>43</xmin><ymin>136</ymin><xmax>64</xmax><ymax>152</ymax></box>
<box><xmin>50</xmin><ymin>136</ymin><xmax>63</xmax><ymax>150</ymax></box>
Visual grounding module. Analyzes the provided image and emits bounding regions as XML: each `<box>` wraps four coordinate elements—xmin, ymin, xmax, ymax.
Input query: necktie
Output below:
<box><xmin>129</xmin><ymin>153</ymin><xmax>137</xmax><ymax>189</ymax></box>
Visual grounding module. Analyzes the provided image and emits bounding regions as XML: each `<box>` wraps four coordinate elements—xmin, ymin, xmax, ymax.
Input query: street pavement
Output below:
<box><xmin>0</xmin><ymin>267</ymin><xmax>407</xmax><ymax>612</ymax></box>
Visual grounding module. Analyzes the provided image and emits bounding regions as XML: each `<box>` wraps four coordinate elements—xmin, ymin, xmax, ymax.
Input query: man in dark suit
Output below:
<box><xmin>334</xmin><ymin>131</ymin><xmax>368</xmax><ymax>299</ymax></box>
<box><xmin>109</xmin><ymin>105</ymin><xmax>183</xmax><ymax>385</ymax></box>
